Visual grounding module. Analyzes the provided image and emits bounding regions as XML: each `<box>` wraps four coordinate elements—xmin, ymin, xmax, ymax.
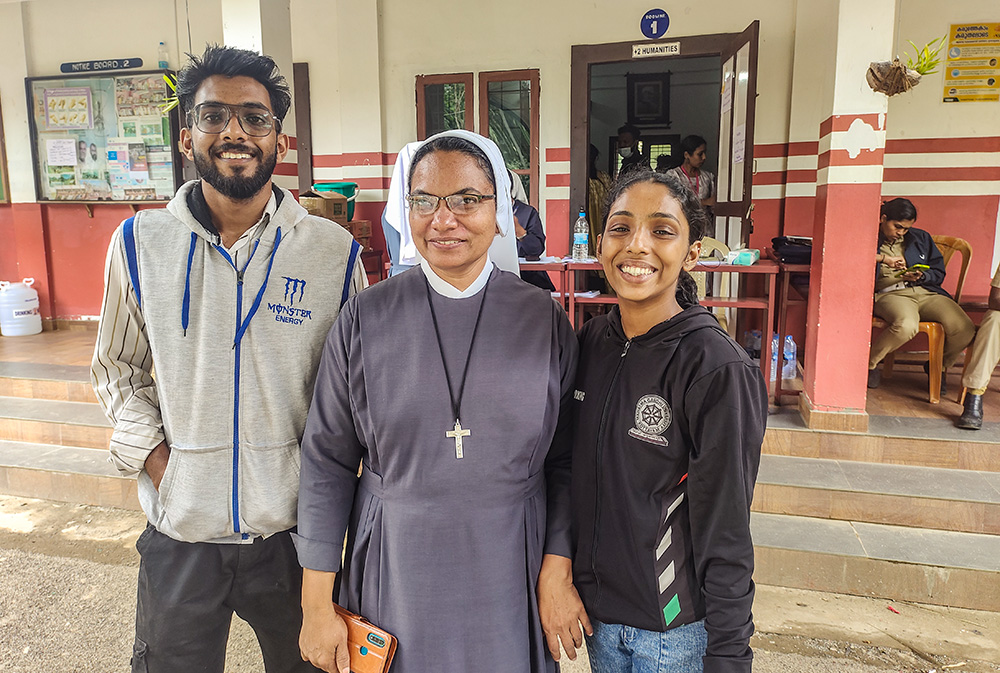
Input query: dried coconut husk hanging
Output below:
<box><xmin>867</xmin><ymin>58</ymin><xmax>922</xmax><ymax>96</ymax></box>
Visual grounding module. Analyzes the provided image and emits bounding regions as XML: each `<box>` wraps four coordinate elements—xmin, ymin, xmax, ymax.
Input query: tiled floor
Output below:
<box><xmin>866</xmin><ymin>360</ymin><xmax>1000</xmax><ymax>420</ymax></box>
<box><xmin>0</xmin><ymin>329</ymin><xmax>96</xmax><ymax>366</ymax></box>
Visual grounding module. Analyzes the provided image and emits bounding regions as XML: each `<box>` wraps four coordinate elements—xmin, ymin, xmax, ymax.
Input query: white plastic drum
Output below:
<box><xmin>0</xmin><ymin>278</ymin><xmax>43</xmax><ymax>336</ymax></box>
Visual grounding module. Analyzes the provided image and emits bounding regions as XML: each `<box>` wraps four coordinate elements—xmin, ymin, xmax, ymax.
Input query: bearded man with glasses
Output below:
<box><xmin>92</xmin><ymin>45</ymin><xmax>365</xmax><ymax>673</ymax></box>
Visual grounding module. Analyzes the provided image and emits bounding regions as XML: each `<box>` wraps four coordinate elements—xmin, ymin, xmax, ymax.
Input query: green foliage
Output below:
<box><xmin>488</xmin><ymin>102</ymin><xmax>530</xmax><ymax>171</ymax></box>
<box><xmin>904</xmin><ymin>35</ymin><xmax>946</xmax><ymax>75</ymax></box>
<box><xmin>160</xmin><ymin>73</ymin><xmax>179</xmax><ymax>112</ymax></box>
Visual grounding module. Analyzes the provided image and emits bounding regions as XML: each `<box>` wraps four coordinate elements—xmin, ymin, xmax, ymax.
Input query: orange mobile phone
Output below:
<box><xmin>333</xmin><ymin>603</ymin><xmax>397</xmax><ymax>673</ymax></box>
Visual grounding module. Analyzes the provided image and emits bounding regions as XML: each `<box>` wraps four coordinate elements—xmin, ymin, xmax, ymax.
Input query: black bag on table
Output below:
<box><xmin>771</xmin><ymin>236</ymin><xmax>812</xmax><ymax>264</ymax></box>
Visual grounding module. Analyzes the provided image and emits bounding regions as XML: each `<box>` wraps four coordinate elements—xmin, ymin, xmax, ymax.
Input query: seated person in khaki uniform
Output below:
<box><xmin>957</xmin><ymin>264</ymin><xmax>1000</xmax><ymax>429</ymax></box>
<box><xmin>867</xmin><ymin>198</ymin><xmax>975</xmax><ymax>395</ymax></box>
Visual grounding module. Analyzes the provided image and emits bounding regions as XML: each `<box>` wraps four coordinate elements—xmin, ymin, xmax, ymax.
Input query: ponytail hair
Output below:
<box><xmin>676</xmin><ymin>270</ymin><xmax>700</xmax><ymax>308</ymax></box>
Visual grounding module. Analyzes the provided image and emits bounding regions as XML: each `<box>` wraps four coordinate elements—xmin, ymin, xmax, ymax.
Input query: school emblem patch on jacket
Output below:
<box><xmin>628</xmin><ymin>394</ymin><xmax>671</xmax><ymax>446</ymax></box>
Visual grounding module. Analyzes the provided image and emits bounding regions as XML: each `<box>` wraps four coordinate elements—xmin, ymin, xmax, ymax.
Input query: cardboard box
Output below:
<box><xmin>298</xmin><ymin>190</ymin><xmax>349</xmax><ymax>225</ymax></box>
<box><xmin>349</xmin><ymin>219</ymin><xmax>372</xmax><ymax>239</ymax></box>
<box><xmin>348</xmin><ymin>219</ymin><xmax>372</xmax><ymax>250</ymax></box>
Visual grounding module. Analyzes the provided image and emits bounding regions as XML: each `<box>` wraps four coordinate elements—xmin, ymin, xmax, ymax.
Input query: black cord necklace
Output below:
<box><xmin>424</xmin><ymin>274</ymin><xmax>490</xmax><ymax>459</ymax></box>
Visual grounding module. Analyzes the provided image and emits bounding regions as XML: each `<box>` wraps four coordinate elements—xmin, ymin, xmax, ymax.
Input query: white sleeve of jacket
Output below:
<box><xmin>90</xmin><ymin>226</ymin><xmax>164</xmax><ymax>477</ymax></box>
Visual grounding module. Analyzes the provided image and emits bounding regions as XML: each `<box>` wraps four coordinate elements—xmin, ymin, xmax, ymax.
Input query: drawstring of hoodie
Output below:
<box><xmin>179</xmin><ymin>226</ymin><xmax>282</xmax><ymax>343</ymax></box>
<box><xmin>182</xmin><ymin>232</ymin><xmax>197</xmax><ymax>336</ymax></box>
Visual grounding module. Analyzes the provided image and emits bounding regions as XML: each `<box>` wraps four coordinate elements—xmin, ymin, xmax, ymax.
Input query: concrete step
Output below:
<box><xmin>0</xmin><ymin>439</ymin><xmax>137</xmax><ymax>509</ymax></box>
<box><xmin>0</xmin><ymin>361</ymin><xmax>97</xmax><ymax>403</ymax></box>
<box><xmin>765</xmin><ymin>408</ymin><xmax>1000</xmax><ymax>473</ymax></box>
<box><xmin>0</xmin><ymin>396</ymin><xmax>111</xmax><ymax>449</ymax></box>
<box><xmin>752</xmin><ymin>512</ymin><xmax>1000</xmax><ymax>612</ymax></box>
<box><xmin>754</xmin><ymin>454</ymin><xmax>1000</xmax><ymax>535</ymax></box>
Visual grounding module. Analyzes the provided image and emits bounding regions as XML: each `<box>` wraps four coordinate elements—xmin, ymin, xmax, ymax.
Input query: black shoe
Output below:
<box><xmin>956</xmin><ymin>393</ymin><xmax>984</xmax><ymax>430</ymax></box>
<box><xmin>867</xmin><ymin>367</ymin><xmax>881</xmax><ymax>389</ymax></box>
<box><xmin>923</xmin><ymin>362</ymin><xmax>947</xmax><ymax>396</ymax></box>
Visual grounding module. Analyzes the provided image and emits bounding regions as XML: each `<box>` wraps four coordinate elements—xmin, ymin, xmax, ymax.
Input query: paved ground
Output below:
<box><xmin>1</xmin><ymin>495</ymin><xmax>998</xmax><ymax>673</ymax></box>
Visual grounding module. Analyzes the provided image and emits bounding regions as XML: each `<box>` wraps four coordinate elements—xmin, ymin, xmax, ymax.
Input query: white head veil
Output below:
<box><xmin>382</xmin><ymin>131</ymin><xmax>519</xmax><ymax>275</ymax></box>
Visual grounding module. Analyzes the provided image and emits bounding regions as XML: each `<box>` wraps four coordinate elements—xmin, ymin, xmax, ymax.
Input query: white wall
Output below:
<box><xmin>1</xmin><ymin>2</ymin><xmax>33</xmax><ymax>202</ymax></box>
<box><xmin>22</xmin><ymin>0</ymin><xmax>187</xmax><ymax>74</ymax></box>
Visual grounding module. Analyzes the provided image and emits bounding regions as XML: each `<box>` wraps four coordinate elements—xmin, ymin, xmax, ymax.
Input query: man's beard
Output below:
<box><xmin>194</xmin><ymin>143</ymin><xmax>277</xmax><ymax>201</ymax></box>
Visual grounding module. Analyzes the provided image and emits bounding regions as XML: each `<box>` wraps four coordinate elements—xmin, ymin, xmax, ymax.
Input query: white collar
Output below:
<box><xmin>420</xmin><ymin>257</ymin><xmax>494</xmax><ymax>298</ymax></box>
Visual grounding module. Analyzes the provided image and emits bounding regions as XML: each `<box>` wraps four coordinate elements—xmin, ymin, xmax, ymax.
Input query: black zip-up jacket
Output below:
<box><xmin>571</xmin><ymin>305</ymin><xmax>766</xmax><ymax>673</ymax></box>
<box><xmin>875</xmin><ymin>226</ymin><xmax>950</xmax><ymax>297</ymax></box>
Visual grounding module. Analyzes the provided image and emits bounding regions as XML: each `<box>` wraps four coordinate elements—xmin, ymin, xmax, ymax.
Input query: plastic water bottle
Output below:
<box><xmin>157</xmin><ymin>41</ymin><xmax>169</xmax><ymax>69</ymax></box>
<box><xmin>782</xmin><ymin>335</ymin><xmax>798</xmax><ymax>380</ymax></box>
<box><xmin>769</xmin><ymin>334</ymin><xmax>779</xmax><ymax>381</ymax></box>
<box><xmin>572</xmin><ymin>209</ymin><xmax>589</xmax><ymax>261</ymax></box>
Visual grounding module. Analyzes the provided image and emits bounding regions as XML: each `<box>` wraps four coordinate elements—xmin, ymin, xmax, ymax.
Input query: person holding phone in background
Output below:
<box><xmin>867</xmin><ymin>198</ymin><xmax>974</xmax><ymax>393</ymax></box>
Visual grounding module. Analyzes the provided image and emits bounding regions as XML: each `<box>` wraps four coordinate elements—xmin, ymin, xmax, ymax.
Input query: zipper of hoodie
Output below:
<box><xmin>591</xmin><ymin>338</ymin><xmax>631</xmax><ymax>609</ymax></box>
<box><xmin>214</xmin><ymin>231</ymin><xmax>264</xmax><ymax>540</ymax></box>
<box><xmin>232</xmin><ymin>267</ymin><xmax>245</xmax><ymax>537</ymax></box>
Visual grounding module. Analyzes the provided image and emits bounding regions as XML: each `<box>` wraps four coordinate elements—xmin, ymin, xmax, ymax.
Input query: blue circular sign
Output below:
<box><xmin>640</xmin><ymin>9</ymin><xmax>669</xmax><ymax>39</ymax></box>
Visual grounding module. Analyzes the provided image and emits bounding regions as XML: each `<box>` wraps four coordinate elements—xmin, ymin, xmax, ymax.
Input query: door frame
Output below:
<box><xmin>570</xmin><ymin>27</ymin><xmax>757</xmax><ymax>244</ymax></box>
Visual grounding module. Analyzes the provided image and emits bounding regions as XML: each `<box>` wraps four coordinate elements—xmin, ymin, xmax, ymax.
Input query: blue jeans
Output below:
<box><xmin>585</xmin><ymin>618</ymin><xmax>707</xmax><ymax>673</ymax></box>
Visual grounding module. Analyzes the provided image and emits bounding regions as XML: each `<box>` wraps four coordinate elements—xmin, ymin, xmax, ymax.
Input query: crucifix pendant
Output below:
<box><xmin>446</xmin><ymin>419</ymin><xmax>471</xmax><ymax>459</ymax></box>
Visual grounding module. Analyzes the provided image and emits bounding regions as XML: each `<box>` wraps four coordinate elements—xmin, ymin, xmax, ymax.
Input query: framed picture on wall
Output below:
<box><xmin>0</xmin><ymin>98</ymin><xmax>9</xmax><ymax>204</ymax></box>
<box><xmin>627</xmin><ymin>72</ymin><xmax>671</xmax><ymax>127</ymax></box>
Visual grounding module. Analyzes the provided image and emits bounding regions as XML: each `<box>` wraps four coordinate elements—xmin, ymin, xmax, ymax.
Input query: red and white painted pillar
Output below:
<box><xmin>799</xmin><ymin>0</ymin><xmax>895</xmax><ymax>431</ymax></box>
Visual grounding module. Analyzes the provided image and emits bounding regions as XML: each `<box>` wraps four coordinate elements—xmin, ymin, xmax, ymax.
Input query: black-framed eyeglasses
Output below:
<box><xmin>405</xmin><ymin>193</ymin><xmax>497</xmax><ymax>217</ymax></box>
<box><xmin>187</xmin><ymin>103</ymin><xmax>279</xmax><ymax>137</ymax></box>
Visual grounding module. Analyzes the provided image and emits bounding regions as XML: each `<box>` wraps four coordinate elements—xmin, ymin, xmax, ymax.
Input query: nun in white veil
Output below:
<box><xmin>296</xmin><ymin>130</ymin><xmax>589</xmax><ymax>673</ymax></box>
<box><xmin>381</xmin><ymin>132</ymin><xmax>520</xmax><ymax>277</ymax></box>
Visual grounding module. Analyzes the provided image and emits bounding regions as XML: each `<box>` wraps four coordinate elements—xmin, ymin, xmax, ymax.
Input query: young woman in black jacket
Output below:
<box><xmin>868</xmin><ymin>198</ymin><xmax>974</xmax><ymax>392</ymax></box>
<box><xmin>558</xmin><ymin>169</ymin><xmax>767</xmax><ymax>673</ymax></box>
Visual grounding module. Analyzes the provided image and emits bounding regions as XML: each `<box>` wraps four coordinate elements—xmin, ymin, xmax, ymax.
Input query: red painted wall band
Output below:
<box><xmin>882</xmin><ymin>166</ymin><xmax>1000</xmax><ymax>182</ymax></box>
<box><xmin>546</xmin><ymin>173</ymin><xmax>571</xmax><ymax>188</ymax></box>
<box><xmin>886</xmin><ymin>136</ymin><xmax>1000</xmax><ymax>154</ymax></box>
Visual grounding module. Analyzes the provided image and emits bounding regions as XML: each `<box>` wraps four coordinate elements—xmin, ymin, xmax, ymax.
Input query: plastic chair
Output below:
<box><xmin>871</xmin><ymin>236</ymin><xmax>971</xmax><ymax>404</ymax></box>
<box><xmin>931</xmin><ymin>235</ymin><xmax>972</xmax><ymax>303</ymax></box>
<box><xmin>693</xmin><ymin>237</ymin><xmax>730</xmax><ymax>331</ymax></box>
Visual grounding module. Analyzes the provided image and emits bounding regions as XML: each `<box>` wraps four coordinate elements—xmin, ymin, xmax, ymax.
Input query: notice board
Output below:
<box><xmin>25</xmin><ymin>70</ymin><xmax>183</xmax><ymax>202</ymax></box>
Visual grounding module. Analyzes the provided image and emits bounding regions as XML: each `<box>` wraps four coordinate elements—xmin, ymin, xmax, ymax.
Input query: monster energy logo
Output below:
<box><xmin>283</xmin><ymin>276</ymin><xmax>306</xmax><ymax>304</ymax></box>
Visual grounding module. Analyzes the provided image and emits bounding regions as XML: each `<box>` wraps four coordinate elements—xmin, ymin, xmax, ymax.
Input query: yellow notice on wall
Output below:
<box><xmin>942</xmin><ymin>22</ymin><xmax>1000</xmax><ymax>102</ymax></box>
